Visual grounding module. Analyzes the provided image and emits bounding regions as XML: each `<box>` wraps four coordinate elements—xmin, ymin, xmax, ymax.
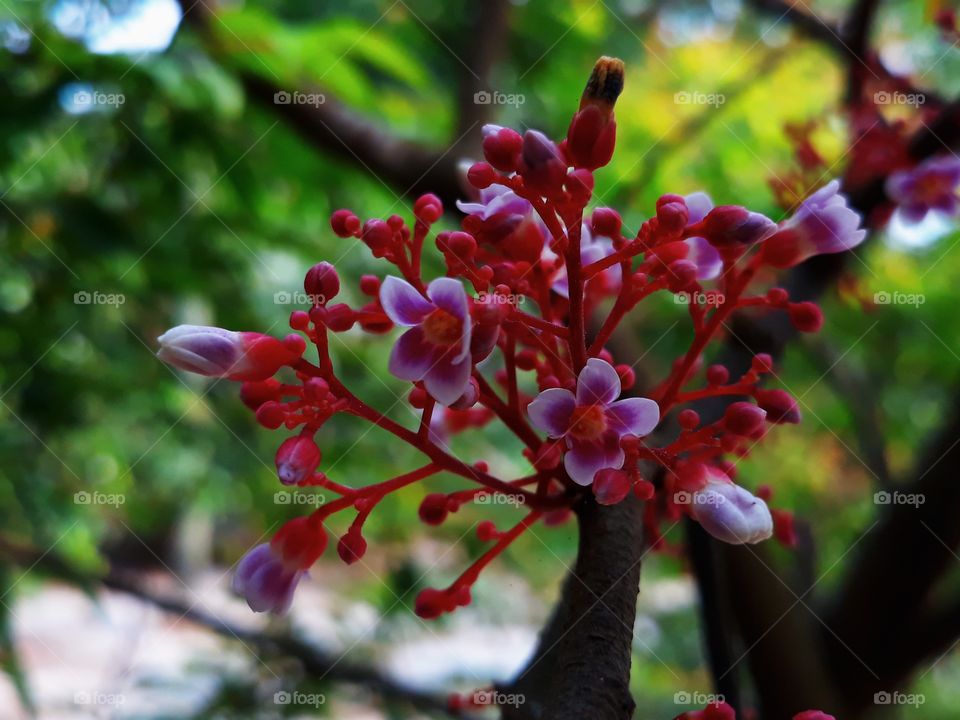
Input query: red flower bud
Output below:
<box><xmin>594</xmin><ymin>469</ymin><xmax>632</xmax><ymax>505</ymax></box>
<box><xmin>275</xmin><ymin>435</ymin><xmax>322</xmax><ymax>485</ymax></box>
<box><xmin>591</xmin><ymin>207</ymin><xmax>622</xmax><ymax>237</ymax></box>
<box><xmin>701</xmin><ymin>205</ymin><xmax>777</xmax><ymax>247</ymax></box>
<box><xmin>467</xmin><ymin>161</ymin><xmax>497</xmax><ymax>189</ymax></box>
<box><xmin>240</xmin><ymin>378</ymin><xmax>281</xmax><ymax>410</ymax></box>
<box><xmin>361</xmin><ymin>219</ymin><xmax>393</xmax><ymax>255</ymax></box>
<box><xmin>304</xmin><ymin>261</ymin><xmax>339</xmax><ymax>303</ymax></box>
<box><xmin>706</xmin><ymin>364</ymin><xmax>729</xmax><ymax>385</ymax></box>
<box><xmin>679</xmin><ymin>409</ymin><xmax>700</xmax><ymax>430</ymax></box>
<box><xmin>330</xmin><ymin>209</ymin><xmax>360</xmax><ymax>237</ymax></box>
<box><xmin>481</xmin><ymin>126</ymin><xmax>523</xmax><ymax>172</ymax></box>
<box><xmin>755</xmin><ymin>388</ymin><xmax>801</xmax><ymax>424</ymax></box>
<box><xmin>419</xmin><ymin>493</ymin><xmax>449</xmax><ymax>525</ymax></box>
<box><xmin>414</xmin><ymin>193</ymin><xmax>443</xmax><ymax>224</ymax></box>
<box><xmin>788</xmin><ymin>301</ymin><xmax>824</xmax><ymax>333</ymax></box>
<box><xmin>723</xmin><ymin>402</ymin><xmax>767</xmax><ymax>436</ymax></box>
<box><xmin>519</xmin><ymin>130</ymin><xmax>566</xmax><ymax>194</ymax></box>
<box><xmin>272</xmin><ymin>516</ymin><xmax>327</xmax><ymax>570</ymax></box>
<box><xmin>657</xmin><ymin>200</ymin><xmax>689</xmax><ymax>235</ymax></box>
<box><xmin>414</xmin><ymin>587</ymin><xmax>450</xmax><ymax>619</ymax></box>
<box><xmin>255</xmin><ymin>401</ymin><xmax>286</xmax><ymax>429</ymax></box>
<box><xmin>337</xmin><ymin>530</ymin><xmax>368</xmax><ymax>564</ymax></box>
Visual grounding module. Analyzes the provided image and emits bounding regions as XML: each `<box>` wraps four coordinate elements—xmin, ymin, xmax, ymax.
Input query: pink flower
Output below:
<box><xmin>157</xmin><ymin>325</ymin><xmax>298</xmax><ymax>381</ymax></box>
<box><xmin>687</xmin><ymin>469</ymin><xmax>772</xmax><ymax>544</ymax></box>
<box><xmin>232</xmin><ymin>544</ymin><xmax>304</xmax><ymax>614</ymax></box>
<box><xmin>683</xmin><ymin>192</ymin><xmax>723</xmax><ymax>280</ymax></box>
<box><xmin>886</xmin><ymin>155</ymin><xmax>960</xmax><ymax>222</ymax></box>
<box><xmin>380</xmin><ymin>276</ymin><xmax>473</xmax><ymax>406</ymax></box>
<box><xmin>763</xmin><ymin>180</ymin><xmax>866</xmax><ymax>268</ymax></box>
<box><xmin>527</xmin><ymin>358</ymin><xmax>659</xmax><ymax>485</ymax></box>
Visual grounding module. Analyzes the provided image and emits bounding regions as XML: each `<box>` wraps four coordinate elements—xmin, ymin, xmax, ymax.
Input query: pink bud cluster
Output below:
<box><xmin>156</xmin><ymin>57</ymin><xmax>865</xmax><ymax>617</ymax></box>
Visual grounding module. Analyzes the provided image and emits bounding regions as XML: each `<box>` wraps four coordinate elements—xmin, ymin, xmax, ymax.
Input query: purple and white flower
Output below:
<box><xmin>688</xmin><ymin>470</ymin><xmax>773</xmax><ymax>544</ymax></box>
<box><xmin>763</xmin><ymin>180</ymin><xmax>866</xmax><ymax>267</ymax></box>
<box><xmin>157</xmin><ymin>324</ymin><xmax>297</xmax><ymax>381</ymax></box>
<box><xmin>683</xmin><ymin>192</ymin><xmax>723</xmax><ymax>280</ymax></box>
<box><xmin>550</xmin><ymin>222</ymin><xmax>623</xmax><ymax>298</ymax></box>
<box><xmin>380</xmin><ymin>276</ymin><xmax>473</xmax><ymax>406</ymax></box>
<box><xmin>886</xmin><ymin>155</ymin><xmax>960</xmax><ymax>223</ymax></box>
<box><xmin>232</xmin><ymin>543</ymin><xmax>303</xmax><ymax>614</ymax></box>
<box><xmin>456</xmin><ymin>183</ymin><xmax>533</xmax><ymax>221</ymax></box>
<box><xmin>527</xmin><ymin>358</ymin><xmax>659</xmax><ymax>485</ymax></box>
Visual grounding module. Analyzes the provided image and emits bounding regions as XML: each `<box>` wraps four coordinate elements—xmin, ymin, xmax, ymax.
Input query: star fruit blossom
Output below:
<box><xmin>379</xmin><ymin>275</ymin><xmax>473</xmax><ymax>406</ymax></box>
<box><xmin>151</xmin><ymin>57</ymin><xmax>871</xmax><ymax>627</ymax></box>
<box><xmin>528</xmin><ymin>358</ymin><xmax>659</xmax><ymax>485</ymax></box>
<box><xmin>885</xmin><ymin>154</ymin><xmax>960</xmax><ymax>222</ymax></box>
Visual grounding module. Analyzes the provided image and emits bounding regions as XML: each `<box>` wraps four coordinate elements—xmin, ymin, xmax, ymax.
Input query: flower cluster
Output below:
<box><xmin>156</xmin><ymin>57</ymin><xmax>866</xmax><ymax>618</ymax></box>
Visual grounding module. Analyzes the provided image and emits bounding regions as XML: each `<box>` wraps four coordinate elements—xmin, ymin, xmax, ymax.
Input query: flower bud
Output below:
<box><xmin>755</xmin><ymin>388</ymin><xmax>801</xmax><ymax>424</ymax></box>
<box><xmin>788</xmin><ymin>301</ymin><xmax>824</xmax><ymax>333</ymax></box>
<box><xmin>591</xmin><ymin>207</ymin><xmax>622</xmax><ymax>237</ymax></box>
<box><xmin>593</xmin><ymin>469</ymin><xmax>631</xmax><ymax>505</ymax></box>
<box><xmin>481</xmin><ymin>125</ymin><xmax>523</xmax><ymax>172</ymax></box>
<box><xmin>157</xmin><ymin>325</ymin><xmax>298</xmax><ymax>381</ymax></box>
<box><xmin>361</xmin><ymin>219</ymin><xmax>393</xmax><ymax>255</ymax></box>
<box><xmin>275</xmin><ymin>435</ymin><xmax>322</xmax><ymax>485</ymax></box>
<box><xmin>304</xmin><ymin>261</ymin><xmax>339</xmax><ymax>303</ymax></box>
<box><xmin>701</xmin><ymin>205</ymin><xmax>777</xmax><ymax>247</ymax></box>
<box><xmin>419</xmin><ymin>493</ymin><xmax>449</xmax><ymax>525</ymax></box>
<box><xmin>330</xmin><ymin>209</ymin><xmax>360</xmax><ymax>237</ymax></box>
<box><xmin>272</xmin><ymin>516</ymin><xmax>328</xmax><ymax>570</ymax></box>
<box><xmin>240</xmin><ymin>378</ymin><xmax>281</xmax><ymax>410</ymax></box>
<box><xmin>690</xmin><ymin>472</ymin><xmax>773</xmax><ymax>545</ymax></box>
<box><xmin>657</xmin><ymin>200</ymin><xmax>689</xmax><ymax>236</ymax></box>
<box><xmin>337</xmin><ymin>530</ymin><xmax>368</xmax><ymax>565</ymax></box>
<box><xmin>467</xmin><ymin>161</ymin><xmax>497</xmax><ymax>189</ymax></box>
<box><xmin>519</xmin><ymin>130</ymin><xmax>566</xmax><ymax>193</ymax></box>
<box><xmin>414</xmin><ymin>587</ymin><xmax>450</xmax><ymax>619</ymax></box>
<box><xmin>723</xmin><ymin>402</ymin><xmax>767</xmax><ymax>436</ymax></box>
<box><xmin>566</xmin><ymin>57</ymin><xmax>624</xmax><ymax>169</ymax></box>
<box><xmin>414</xmin><ymin>193</ymin><xmax>443</xmax><ymax>224</ymax></box>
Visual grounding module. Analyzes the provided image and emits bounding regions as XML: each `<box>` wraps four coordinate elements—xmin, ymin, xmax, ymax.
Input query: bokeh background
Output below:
<box><xmin>1</xmin><ymin>0</ymin><xmax>959</xmax><ymax>717</ymax></box>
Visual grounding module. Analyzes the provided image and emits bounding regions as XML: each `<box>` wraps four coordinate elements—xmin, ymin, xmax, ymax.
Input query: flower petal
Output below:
<box><xmin>691</xmin><ymin>482</ymin><xmax>773</xmax><ymax>545</ymax></box>
<box><xmin>380</xmin><ymin>276</ymin><xmax>434</xmax><ymax>326</ymax></box>
<box><xmin>527</xmin><ymin>388</ymin><xmax>576</xmax><ymax>437</ymax></box>
<box><xmin>389</xmin><ymin>327</ymin><xmax>435</xmax><ymax>381</ymax></box>
<box><xmin>684</xmin><ymin>191</ymin><xmax>713</xmax><ymax>224</ymax></box>
<box><xmin>685</xmin><ymin>235</ymin><xmax>723</xmax><ymax>280</ymax></box>
<box><xmin>607</xmin><ymin>397</ymin><xmax>660</xmax><ymax>437</ymax></box>
<box><xmin>564</xmin><ymin>436</ymin><xmax>624</xmax><ymax>486</ymax></box>
<box><xmin>576</xmin><ymin>358</ymin><xmax>621</xmax><ymax>406</ymax></box>
<box><xmin>424</xmin><ymin>347</ymin><xmax>473</xmax><ymax>406</ymax></box>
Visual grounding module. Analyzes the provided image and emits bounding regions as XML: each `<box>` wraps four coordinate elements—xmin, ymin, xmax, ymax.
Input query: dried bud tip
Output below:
<box><xmin>581</xmin><ymin>56</ymin><xmax>625</xmax><ymax>112</ymax></box>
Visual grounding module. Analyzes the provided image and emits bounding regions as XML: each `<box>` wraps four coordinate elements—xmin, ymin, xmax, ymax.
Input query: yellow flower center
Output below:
<box><xmin>423</xmin><ymin>308</ymin><xmax>463</xmax><ymax>346</ymax></box>
<box><xmin>568</xmin><ymin>404</ymin><xmax>607</xmax><ymax>441</ymax></box>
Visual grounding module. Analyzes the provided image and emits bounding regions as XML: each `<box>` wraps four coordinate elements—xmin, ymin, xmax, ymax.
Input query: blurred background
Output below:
<box><xmin>1</xmin><ymin>0</ymin><xmax>959</xmax><ymax>717</ymax></box>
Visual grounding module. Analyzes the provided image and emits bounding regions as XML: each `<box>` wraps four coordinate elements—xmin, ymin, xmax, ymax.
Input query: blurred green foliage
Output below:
<box><xmin>1</xmin><ymin>0</ymin><xmax>959</xmax><ymax>717</ymax></box>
